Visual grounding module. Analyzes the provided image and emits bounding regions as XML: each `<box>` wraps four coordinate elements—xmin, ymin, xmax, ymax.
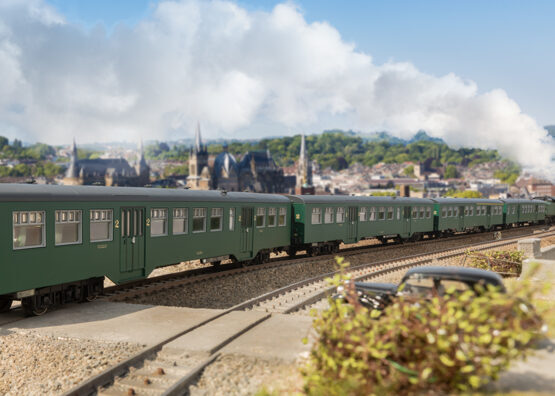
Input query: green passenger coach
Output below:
<box><xmin>1</xmin><ymin>184</ymin><xmax>291</xmax><ymax>315</ymax></box>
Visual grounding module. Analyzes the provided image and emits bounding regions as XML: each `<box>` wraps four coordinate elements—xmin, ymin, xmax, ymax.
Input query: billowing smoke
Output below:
<box><xmin>0</xmin><ymin>0</ymin><xmax>553</xmax><ymax>177</ymax></box>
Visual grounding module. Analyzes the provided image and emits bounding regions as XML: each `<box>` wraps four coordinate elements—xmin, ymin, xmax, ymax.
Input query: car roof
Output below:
<box><xmin>0</xmin><ymin>183</ymin><xmax>291</xmax><ymax>203</ymax></box>
<box><xmin>402</xmin><ymin>266</ymin><xmax>504</xmax><ymax>286</ymax></box>
<box><xmin>286</xmin><ymin>195</ymin><xmax>434</xmax><ymax>204</ymax></box>
<box><xmin>499</xmin><ymin>198</ymin><xmax>541</xmax><ymax>204</ymax></box>
<box><xmin>431</xmin><ymin>198</ymin><xmax>503</xmax><ymax>204</ymax></box>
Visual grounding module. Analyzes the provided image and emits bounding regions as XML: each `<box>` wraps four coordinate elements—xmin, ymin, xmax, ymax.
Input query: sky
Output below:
<box><xmin>0</xmin><ymin>0</ymin><xmax>553</xmax><ymax>176</ymax></box>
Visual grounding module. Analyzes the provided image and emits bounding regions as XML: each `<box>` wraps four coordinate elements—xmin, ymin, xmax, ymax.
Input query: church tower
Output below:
<box><xmin>135</xmin><ymin>139</ymin><xmax>150</xmax><ymax>186</ymax></box>
<box><xmin>295</xmin><ymin>134</ymin><xmax>314</xmax><ymax>194</ymax></box>
<box><xmin>187</xmin><ymin>122</ymin><xmax>211</xmax><ymax>189</ymax></box>
<box><xmin>63</xmin><ymin>138</ymin><xmax>82</xmax><ymax>185</ymax></box>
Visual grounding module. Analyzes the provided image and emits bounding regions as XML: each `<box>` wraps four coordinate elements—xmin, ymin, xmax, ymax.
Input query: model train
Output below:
<box><xmin>0</xmin><ymin>184</ymin><xmax>550</xmax><ymax>315</ymax></box>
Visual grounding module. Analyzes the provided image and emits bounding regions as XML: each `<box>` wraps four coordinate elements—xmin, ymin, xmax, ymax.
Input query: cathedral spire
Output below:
<box><xmin>195</xmin><ymin>121</ymin><xmax>203</xmax><ymax>153</ymax></box>
<box><xmin>300</xmin><ymin>133</ymin><xmax>306</xmax><ymax>162</ymax></box>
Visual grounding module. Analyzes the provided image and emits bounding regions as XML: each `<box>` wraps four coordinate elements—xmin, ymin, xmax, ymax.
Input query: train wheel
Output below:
<box><xmin>0</xmin><ymin>299</ymin><xmax>12</xmax><ymax>313</ymax></box>
<box><xmin>21</xmin><ymin>296</ymin><xmax>48</xmax><ymax>316</ymax></box>
<box><xmin>286</xmin><ymin>248</ymin><xmax>296</xmax><ymax>257</ymax></box>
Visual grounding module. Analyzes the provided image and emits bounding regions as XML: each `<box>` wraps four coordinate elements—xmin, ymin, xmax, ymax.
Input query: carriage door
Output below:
<box><xmin>240</xmin><ymin>207</ymin><xmax>254</xmax><ymax>254</ymax></box>
<box><xmin>486</xmin><ymin>206</ymin><xmax>491</xmax><ymax>229</ymax></box>
<box><xmin>403</xmin><ymin>207</ymin><xmax>411</xmax><ymax>236</ymax></box>
<box><xmin>120</xmin><ymin>207</ymin><xmax>145</xmax><ymax>273</ymax></box>
<box><xmin>348</xmin><ymin>207</ymin><xmax>358</xmax><ymax>241</ymax></box>
<box><xmin>458</xmin><ymin>205</ymin><xmax>465</xmax><ymax>230</ymax></box>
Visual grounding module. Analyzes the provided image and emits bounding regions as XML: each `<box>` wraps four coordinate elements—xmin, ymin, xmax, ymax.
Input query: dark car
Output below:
<box><xmin>335</xmin><ymin>266</ymin><xmax>506</xmax><ymax>310</ymax></box>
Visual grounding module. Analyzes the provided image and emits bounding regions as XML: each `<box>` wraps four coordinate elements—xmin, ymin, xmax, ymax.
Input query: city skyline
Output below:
<box><xmin>0</xmin><ymin>0</ymin><xmax>553</xmax><ymax>177</ymax></box>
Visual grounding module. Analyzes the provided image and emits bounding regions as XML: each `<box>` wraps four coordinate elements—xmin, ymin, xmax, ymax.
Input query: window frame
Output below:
<box><xmin>324</xmin><ymin>207</ymin><xmax>334</xmax><ymax>224</ymax></box>
<box><xmin>55</xmin><ymin>209</ymin><xmax>82</xmax><ymax>246</ymax></box>
<box><xmin>256</xmin><ymin>207</ymin><xmax>266</xmax><ymax>228</ymax></box>
<box><xmin>13</xmin><ymin>210</ymin><xmax>46</xmax><ymax>250</ymax></box>
<box><xmin>192</xmin><ymin>208</ymin><xmax>207</xmax><ymax>233</ymax></box>
<box><xmin>210</xmin><ymin>207</ymin><xmax>223</xmax><ymax>232</ymax></box>
<box><xmin>172</xmin><ymin>207</ymin><xmax>188</xmax><ymax>235</ymax></box>
<box><xmin>336</xmin><ymin>207</ymin><xmax>345</xmax><ymax>223</ymax></box>
<box><xmin>150</xmin><ymin>208</ymin><xmax>168</xmax><ymax>237</ymax></box>
<box><xmin>359</xmin><ymin>207</ymin><xmax>367</xmax><ymax>222</ymax></box>
<box><xmin>311</xmin><ymin>207</ymin><xmax>322</xmax><ymax>225</ymax></box>
<box><xmin>90</xmin><ymin>209</ymin><xmax>113</xmax><ymax>242</ymax></box>
<box><xmin>387</xmin><ymin>207</ymin><xmax>394</xmax><ymax>220</ymax></box>
<box><xmin>278</xmin><ymin>207</ymin><xmax>287</xmax><ymax>227</ymax></box>
<box><xmin>229</xmin><ymin>208</ymin><xmax>235</xmax><ymax>231</ymax></box>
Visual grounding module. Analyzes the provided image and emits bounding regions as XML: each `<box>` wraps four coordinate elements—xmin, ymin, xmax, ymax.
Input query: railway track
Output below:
<box><xmin>63</xmin><ymin>229</ymin><xmax>555</xmax><ymax>396</ymax></box>
<box><xmin>103</xmin><ymin>224</ymin><xmax>551</xmax><ymax>303</ymax></box>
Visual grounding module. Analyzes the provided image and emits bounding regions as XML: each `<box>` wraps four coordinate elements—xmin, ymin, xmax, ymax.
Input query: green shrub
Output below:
<box><xmin>465</xmin><ymin>250</ymin><xmax>524</xmax><ymax>275</ymax></box>
<box><xmin>302</xmin><ymin>258</ymin><xmax>545</xmax><ymax>395</ymax></box>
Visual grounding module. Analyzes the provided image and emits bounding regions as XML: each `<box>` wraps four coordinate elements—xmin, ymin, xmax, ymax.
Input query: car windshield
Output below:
<box><xmin>402</xmin><ymin>275</ymin><xmax>472</xmax><ymax>297</ymax></box>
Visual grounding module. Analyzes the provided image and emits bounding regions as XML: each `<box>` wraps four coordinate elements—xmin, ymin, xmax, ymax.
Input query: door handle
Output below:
<box><xmin>132</xmin><ymin>236</ymin><xmax>136</xmax><ymax>244</ymax></box>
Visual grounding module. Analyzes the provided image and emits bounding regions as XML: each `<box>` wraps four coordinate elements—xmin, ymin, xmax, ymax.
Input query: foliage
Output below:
<box><xmin>465</xmin><ymin>250</ymin><xmax>524</xmax><ymax>275</ymax></box>
<box><xmin>494</xmin><ymin>162</ymin><xmax>521</xmax><ymax>185</ymax></box>
<box><xmin>302</xmin><ymin>258</ymin><xmax>545</xmax><ymax>395</ymax></box>
<box><xmin>0</xmin><ymin>161</ymin><xmax>63</xmax><ymax>178</ymax></box>
<box><xmin>214</xmin><ymin>131</ymin><xmax>504</xmax><ymax>171</ymax></box>
<box><xmin>146</xmin><ymin>142</ymin><xmax>189</xmax><ymax>161</ymax></box>
<box><xmin>370</xmin><ymin>191</ymin><xmax>397</xmax><ymax>197</ymax></box>
<box><xmin>162</xmin><ymin>163</ymin><xmax>189</xmax><ymax>178</ymax></box>
<box><xmin>0</xmin><ymin>136</ymin><xmax>57</xmax><ymax>161</ymax></box>
<box><xmin>446</xmin><ymin>189</ymin><xmax>483</xmax><ymax>198</ymax></box>
<box><xmin>402</xmin><ymin>165</ymin><xmax>414</xmax><ymax>177</ymax></box>
<box><xmin>444</xmin><ymin>164</ymin><xmax>459</xmax><ymax>179</ymax></box>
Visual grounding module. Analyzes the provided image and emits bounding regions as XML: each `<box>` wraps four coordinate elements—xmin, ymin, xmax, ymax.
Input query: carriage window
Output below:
<box><xmin>464</xmin><ymin>206</ymin><xmax>468</xmax><ymax>216</ymax></box>
<box><xmin>336</xmin><ymin>207</ymin><xmax>345</xmax><ymax>223</ymax></box>
<box><xmin>256</xmin><ymin>207</ymin><xmax>266</xmax><ymax>227</ymax></box>
<box><xmin>193</xmin><ymin>208</ymin><xmax>207</xmax><ymax>233</ymax></box>
<box><xmin>151</xmin><ymin>208</ymin><xmax>168</xmax><ymax>236</ymax></box>
<box><xmin>173</xmin><ymin>208</ymin><xmax>188</xmax><ymax>235</ymax></box>
<box><xmin>311</xmin><ymin>208</ymin><xmax>322</xmax><ymax>224</ymax></box>
<box><xmin>55</xmin><ymin>210</ymin><xmax>82</xmax><ymax>245</ymax></box>
<box><xmin>397</xmin><ymin>207</ymin><xmax>401</xmax><ymax>220</ymax></box>
<box><xmin>359</xmin><ymin>207</ymin><xmax>367</xmax><ymax>222</ymax></box>
<box><xmin>13</xmin><ymin>210</ymin><xmax>45</xmax><ymax>249</ymax></box>
<box><xmin>90</xmin><ymin>209</ymin><xmax>113</xmax><ymax>242</ymax></box>
<box><xmin>369</xmin><ymin>207</ymin><xmax>376</xmax><ymax>221</ymax></box>
<box><xmin>278</xmin><ymin>207</ymin><xmax>287</xmax><ymax>226</ymax></box>
<box><xmin>412</xmin><ymin>207</ymin><xmax>418</xmax><ymax>219</ymax></box>
<box><xmin>447</xmin><ymin>207</ymin><xmax>453</xmax><ymax>217</ymax></box>
<box><xmin>267</xmin><ymin>208</ymin><xmax>277</xmax><ymax>227</ymax></box>
<box><xmin>324</xmin><ymin>207</ymin><xmax>334</xmax><ymax>223</ymax></box>
<box><xmin>387</xmin><ymin>207</ymin><xmax>394</xmax><ymax>220</ymax></box>
<box><xmin>378</xmin><ymin>207</ymin><xmax>385</xmax><ymax>220</ymax></box>
<box><xmin>229</xmin><ymin>208</ymin><xmax>235</xmax><ymax>231</ymax></box>
<box><xmin>210</xmin><ymin>208</ymin><xmax>223</xmax><ymax>231</ymax></box>
<box><xmin>419</xmin><ymin>207</ymin><xmax>425</xmax><ymax>218</ymax></box>
<box><xmin>426</xmin><ymin>207</ymin><xmax>431</xmax><ymax>218</ymax></box>
<box><xmin>441</xmin><ymin>208</ymin><xmax>447</xmax><ymax>218</ymax></box>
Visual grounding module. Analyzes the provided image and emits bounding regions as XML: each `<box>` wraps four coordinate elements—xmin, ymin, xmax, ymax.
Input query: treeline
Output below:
<box><xmin>0</xmin><ymin>136</ymin><xmax>63</xmax><ymax>178</ymax></box>
<box><xmin>149</xmin><ymin>131</ymin><xmax>510</xmax><ymax>172</ymax></box>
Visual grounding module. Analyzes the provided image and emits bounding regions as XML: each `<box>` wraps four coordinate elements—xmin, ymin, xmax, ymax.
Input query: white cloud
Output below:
<box><xmin>0</xmin><ymin>0</ymin><xmax>553</xmax><ymax>177</ymax></box>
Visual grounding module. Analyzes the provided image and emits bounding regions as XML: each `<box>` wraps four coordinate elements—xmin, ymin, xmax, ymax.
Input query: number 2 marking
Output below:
<box><xmin>115</xmin><ymin>219</ymin><xmax>120</xmax><ymax>229</ymax></box>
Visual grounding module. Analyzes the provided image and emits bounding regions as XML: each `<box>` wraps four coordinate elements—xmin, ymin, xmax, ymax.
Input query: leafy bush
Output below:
<box><xmin>302</xmin><ymin>258</ymin><xmax>545</xmax><ymax>395</ymax></box>
<box><xmin>465</xmin><ymin>250</ymin><xmax>524</xmax><ymax>275</ymax></box>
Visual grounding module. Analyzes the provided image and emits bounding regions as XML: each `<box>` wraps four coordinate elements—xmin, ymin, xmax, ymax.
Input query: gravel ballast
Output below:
<box><xmin>0</xmin><ymin>331</ymin><xmax>142</xmax><ymax>395</ymax></box>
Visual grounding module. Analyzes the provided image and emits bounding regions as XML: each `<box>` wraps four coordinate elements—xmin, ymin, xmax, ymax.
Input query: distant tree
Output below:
<box><xmin>446</xmin><ymin>190</ymin><xmax>483</xmax><ymax>198</ymax></box>
<box><xmin>444</xmin><ymin>165</ymin><xmax>459</xmax><ymax>179</ymax></box>
<box><xmin>0</xmin><ymin>136</ymin><xmax>8</xmax><ymax>149</ymax></box>
<box><xmin>402</xmin><ymin>165</ymin><xmax>415</xmax><ymax>177</ymax></box>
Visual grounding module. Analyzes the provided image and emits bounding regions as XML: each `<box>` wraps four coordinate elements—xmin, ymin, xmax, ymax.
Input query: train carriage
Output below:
<box><xmin>432</xmin><ymin>198</ymin><xmax>504</xmax><ymax>233</ymax></box>
<box><xmin>0</xmin><ymin>184</ymin><xmax>291</xmax><ymax>315</ymax></box>
<box><xmin>288</xmin><ymin>195</ymin><xmax>435</xmax><ymax>253</ymax></box>
<box><xmin>533</xmin><ymin>196</ymin><xmax>555</xmax><ymax>224</ymax></box>
<box><xmin>501</xmin><ymin>199</ymin><xmax>546</xmax><ymax>226</ymax></box>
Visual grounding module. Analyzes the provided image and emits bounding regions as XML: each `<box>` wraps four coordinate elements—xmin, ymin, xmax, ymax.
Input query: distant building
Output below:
<box><xmin>63</xmin><ymin>139</ymin><xmax>150</xmax><ymax>186</ymax></box>
<box><xmin>186</xmin><ymin>123</ymin><xmax>287</xmax><ymax>193</ymax></box>
<box><xmin>295</xmin><ymin>133</ymin><xmax>314</xmax><ymax>195</ymax></box>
